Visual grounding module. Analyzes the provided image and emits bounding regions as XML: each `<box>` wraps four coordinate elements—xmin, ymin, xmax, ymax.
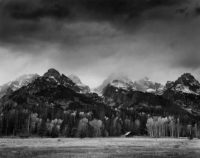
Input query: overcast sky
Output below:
<box><xmin>1</xmin><ymin>0</ymin><xmax>200</xmax><ymax>88</ymax></box>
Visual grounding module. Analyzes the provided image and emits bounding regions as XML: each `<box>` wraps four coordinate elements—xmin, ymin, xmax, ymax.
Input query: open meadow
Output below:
<box><xmin>0</xmin><ymin>137</ymin><xmax>200</xmax><ymax>158</ymax></box>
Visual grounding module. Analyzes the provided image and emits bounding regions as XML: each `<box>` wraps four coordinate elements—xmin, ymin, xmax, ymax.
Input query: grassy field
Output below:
<box><xmin>0</xmin><ymin>137</ymin><xmax>200</xmax><ymax>158</ymax></box>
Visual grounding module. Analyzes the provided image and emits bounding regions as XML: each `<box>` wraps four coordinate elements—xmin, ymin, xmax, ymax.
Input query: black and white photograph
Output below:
<box><xmin>0</xmin><ymin>0</ymin><xmax>200</xmax><ymax>157</ymax></box>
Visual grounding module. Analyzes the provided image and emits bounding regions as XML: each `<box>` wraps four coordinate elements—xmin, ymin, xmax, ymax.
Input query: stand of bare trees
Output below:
<box><xmin>146</xmin><ymin>116</ymin><xmax>200</xmax><ymax>138</ymax></box>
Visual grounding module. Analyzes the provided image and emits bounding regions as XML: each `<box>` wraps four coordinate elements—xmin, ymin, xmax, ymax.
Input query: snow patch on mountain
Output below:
<box><xmin>175</xmin><ymin>84</ymin><xmax>197</xmax><ymax>94</ymax></box>
<box><xmin>146</xmin><ymin>88</ymin><xmax>156</xmax><ymax>93</ymax></box>
<box><xmin>95</xmin><ymin>74</ymin><xmax>165</xmax><ymax>95</ymax></box>
<box><xmin>133</xmin><ymin>77</ymin><xmax>164</xmax><ymax>95</ymax></box>
<box><xmin>164</xmin><ymin>73</ymin><xmax>200</xmax><ymax>95</ymax></box>
<box><xmin>0</xmin><ymin>74</ymin><xmax>39</xmax><ymax>98</ymax></box>
<box><xmin>110</xmin><ymin>79</ymin><xmax>135</xmax><ymax>90</ymax></box>
<box><xmin>95</xmin><ymin>73</ymin><xmax>136</xmax><ymax>94</ymax></box>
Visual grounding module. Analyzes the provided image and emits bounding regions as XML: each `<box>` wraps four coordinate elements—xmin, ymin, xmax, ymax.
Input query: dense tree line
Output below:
<box><xmin>0</xmin><ymin>100</ymin><xmax>146</xmax><ymax>137</ymax></box>
<box><xmin>0</xmin><ymin>100</ymin><xmax>199</xmax><ymax>138</ymax></box>
<box><xmin>0</xmin><ymin>103</ymin><xmax>200</xmax><ymax>138</ymax></box>
<box><xmin>146</xmin><ymin>116</ymin><xmax>200</xmax><ymax>138</ymax></box>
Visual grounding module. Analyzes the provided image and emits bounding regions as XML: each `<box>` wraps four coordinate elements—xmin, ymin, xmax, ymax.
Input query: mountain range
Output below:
<box><xmin>94</xmin><ymin>74</ymin><xmax>164</xmax><ymax>95</ymax></box>
<box><xmin>0</xmin><ymin>69</ymin><xmax>199</xmax><ymax>137</ymax></box>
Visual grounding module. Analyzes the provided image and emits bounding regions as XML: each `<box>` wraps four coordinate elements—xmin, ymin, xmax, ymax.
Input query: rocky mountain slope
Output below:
<box><xmin>163</xmin><ymin>73</ymin><xmax>200</xmax><ymax>116</ymax></box>
<box><xmin>95</xmin><ymin>74</ymin><xmax>164</xmax><ymax>95</ymax></box>
<box><xmin>164</xmin><ymin>73</ymin><xmax>200</xmax><ymax>95</ymax></box>
<box><xmin>0</xmin><ymin>74</ymin><xmax>39</xmax><ymax>98</ymax></box>
<box><xmin>68</xmin><ymin>75</ymin><xmax>90</xmax><ymax>93</ymax></box>
<box><xmin>94</xmin><ymin>73</ymin><xmax>136</xmax><ymax>94</ymax></box>
<box><xmin>103</xmin><ymin>83</ymin><xmax>194</xmax><ymax>119</ymax></box>
<box><xmin>133</xmin><ymin>77</ymin><xmax>164</xmax><ymax>94</ymax></box>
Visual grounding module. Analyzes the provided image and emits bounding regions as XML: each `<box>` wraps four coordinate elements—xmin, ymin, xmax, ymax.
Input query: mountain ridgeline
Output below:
<box><xmin>0</xmin><ymin>70</ymin><xmax>200</xmax><ymax>138</ymax></box>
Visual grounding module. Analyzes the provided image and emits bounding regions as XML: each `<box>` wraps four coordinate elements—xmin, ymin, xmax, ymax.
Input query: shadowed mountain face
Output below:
<box><xmin>42</xmin><ymin>68</ymin><xmax>81</xmax><ymax>92</ymax></box>
<box><xmin>103</xmin><ymin>84</ymin><xmax>195</xmax><ymax>119</ymax></box>
<box><xmin>163</xmin><ymin>73</ymin><xmax>200</xmax><ymax>115</ymax></box>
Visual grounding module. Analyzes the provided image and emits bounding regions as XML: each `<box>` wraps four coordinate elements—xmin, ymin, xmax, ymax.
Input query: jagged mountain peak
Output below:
<box><xmin>176</xmin><ymin>73</ymin><xmax>199</xmax><ymax>85</ymax></box>
<box><xmin>43</xmin><ymin>68</ymin><xmax>61</xmax><ymax>79</ymax></box>
<box><xmin>180</xmin><ymin>73</ymin><xmax>194</xmax><ymax>78</ymax></box>
<box><xmin>43</xmin><ymin>69</ymin><xmax>73</xmax><ymax>85</ymax></box>
<box><xmin>38</xmin><ymin>69</ymin><xmax>83</xmax><ymax>93</ymax></box>
<box><xmin>164</xmin><ymin>73</ymin><xmax>200</xmax><ymax>95</ymax></box>
<box><xmin>95</xmin><ymin>73</ymin><xmax>135</xmax><ymax>94</ymax></box>
<box><xmin>176</xmin><ymin>73</ymin><xmax>200</xmax><ymax>89</ymax></box>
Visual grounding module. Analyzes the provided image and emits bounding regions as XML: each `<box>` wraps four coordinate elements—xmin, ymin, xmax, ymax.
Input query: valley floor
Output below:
<box><xmin>0</xmin><ymin>137</ymin><xmax>200</xmax><ymax>158</ymax></box>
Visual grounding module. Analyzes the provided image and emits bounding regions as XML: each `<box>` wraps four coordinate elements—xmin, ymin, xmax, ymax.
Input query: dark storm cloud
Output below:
<box><xmin>1</xmin><ymin>0</ymin><xmax>185</xmax><ymax>20</ymax></box>
<box><xmin>1</xmin><ymin>0</ymin><xmax>200</xmax><ymax>87</ymax></box>
<box><xmin>0</xmin><ymin>0</ymin><xmax>187</xmax><ymax>46</ymax></box>
<box><xmin>195</xmin><ymin>7</ymin><xmax>200</xmax><ymax>15</ymax></box>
